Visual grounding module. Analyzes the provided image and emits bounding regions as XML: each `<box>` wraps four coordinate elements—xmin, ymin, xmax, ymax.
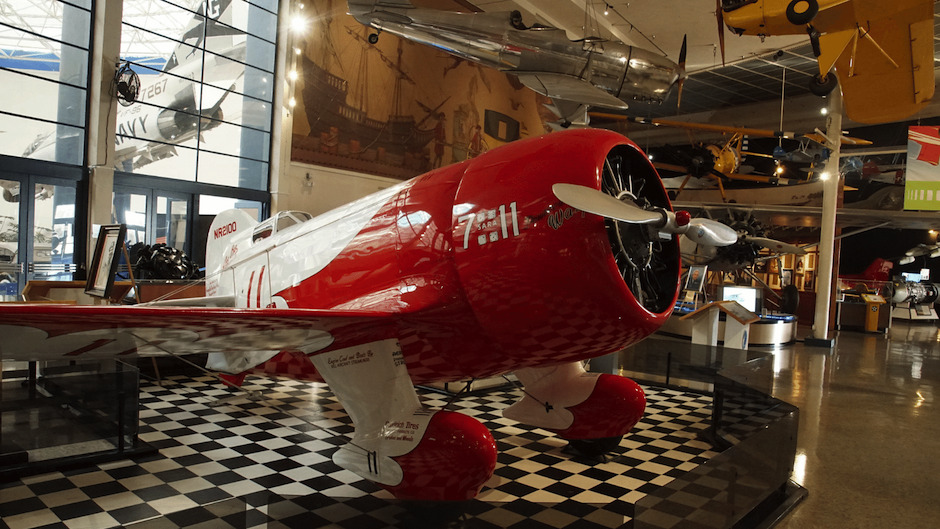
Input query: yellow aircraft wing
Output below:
<box><xmin>818</xmin><ymin>0</ymin><xmax>934</xmax><ymax>123</ymax></box>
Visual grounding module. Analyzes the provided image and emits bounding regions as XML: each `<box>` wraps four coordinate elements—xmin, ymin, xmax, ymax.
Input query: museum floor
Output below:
<box><xmin>1</xmin><ymin>321</ymin><xmax>939</xmax><ymax>529</ymax></box>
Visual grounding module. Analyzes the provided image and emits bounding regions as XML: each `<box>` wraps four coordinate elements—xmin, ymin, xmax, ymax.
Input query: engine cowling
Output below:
<box><xmin>452</xmin><ymin>129</ymin><xmax>681</xmax><ymax>372</ymax></box>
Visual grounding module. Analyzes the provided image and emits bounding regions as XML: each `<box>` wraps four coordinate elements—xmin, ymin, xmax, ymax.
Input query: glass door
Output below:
<box><xmin>0</xmin><ymin>175</ymin><xmax>78</xmax><ymax>300</ymax></box>
<box><xmin>113</xmin><ymin>188</ymin><xmax>193</xmax><ymax>257</ymax></box>
<box><xmin>155</xmin><ymin>193</ymin><xmax>189</xmax><ymax>252</ymax></box>
<box><xmin>0</xmin><ymin>179</ymin><xmax>24</xmax><ymax>300</ymax></box>
<box><xmin>31</xmin><ymin>180</ymin><xmax>77</xmax><ymax>283</ymax></box>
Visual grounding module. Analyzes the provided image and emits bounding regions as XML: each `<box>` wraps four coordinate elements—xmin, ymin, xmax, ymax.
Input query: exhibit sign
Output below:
<box><xmin>904</xmin><ymin>126</ymin><xmax>940</xmax><ymax>210</ymax></box>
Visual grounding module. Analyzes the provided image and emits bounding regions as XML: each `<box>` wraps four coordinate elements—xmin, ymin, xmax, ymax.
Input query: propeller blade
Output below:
<box><xmin>745</xmin><ymin>236</ymin><xmax>807</xmax><ymax>255</ymax></box>
<box><xmin>552</xmin><ymin>183</ymin><xmax>662</xmax><ymax>224</ymax></box>
<box><xmin>676</xmin><ymin>35</ymin><xmax>687</xmax><ymax>110</ymax></box>
<box><xmin>553</xmin><ymin>183</ymin><xmax>737</xmax><ymax>247</ymax></box>
<box><xmin>686</xmin><ymin>218</ymin><xmax>738</xmax><ymax>247</ymax></box>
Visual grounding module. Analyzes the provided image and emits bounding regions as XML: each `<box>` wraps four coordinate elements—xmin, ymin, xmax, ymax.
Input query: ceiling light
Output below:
<box><xmin>289</xmin><ymin>69</ymin><xmax>298</xmax><ymax>80</ymax></box>
<box><xmin>604</xmin><ymin>3</ymin><xmax>610</xmax><ymax>15</ymax></box>
<box><xmin>291</xmin><ymin>14</ymin><xmax>308</xmax><ymax>34</ymax></box>
<box><xmin>820</xmin><ymin>107</ymin><xmax>828</xmax><ymax>115</ymax></box>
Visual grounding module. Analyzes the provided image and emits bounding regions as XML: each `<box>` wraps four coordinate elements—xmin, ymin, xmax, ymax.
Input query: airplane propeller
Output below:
<box><xmin>552</xmin><ymin>183</ymin><xmax>738</xmax><ymax>247</ymax></box>
<box><xmin>743</xmin><ymin>236</ymin><xmax>807</xmax><ymax>256</ymax></box>
<box><xmin>676</xmin><ymin>35</ymin><xmax>688</xmax><ymax>110</ymax></box>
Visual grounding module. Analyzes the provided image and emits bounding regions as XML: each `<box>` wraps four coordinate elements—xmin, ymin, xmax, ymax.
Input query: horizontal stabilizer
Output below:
<box><xmin>515</xmin><ymin>72</ymin><xmax>628</xmax><ymax>110</ymax></box>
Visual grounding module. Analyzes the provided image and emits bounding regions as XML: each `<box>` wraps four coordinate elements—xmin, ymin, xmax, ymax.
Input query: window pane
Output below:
<box><xmin>113</xmin><ymin>190</ymin><xmax>149</xmax><ymax>246</ymax></box>
<box><xmin>0</xmin><ymin>115</ymin><xmax>84</xmax><ymax>165</ymax></box>
<box><xmin>156</xmin><ymin>195</ymin><xmax>188</xmax><ymax>250</ymax></box>
<box><xmin>0</xmin><ymin>69</ymin><xmax>86</xmax><ymax>126</ymax></box>
<box><xmin>32</xmin><ymin>181</ymin><xmax>76</xmax><ymax>282</ymax></box>
<box><xmin>229</xmin><ymin>0</ymin><xmax>276</xmax><ymax>43</ymax></box>
<box><xmin>204</xmin><ymin>51</ymin><xmax>274</xmax><ymax>101</ymax></box>
<box><xmin>0</xmin><ymin>1</ymin><xmax>91</xmax><ymax>49</ymax></box>
<box><xmin>199</xmin><ymin>117</ymin><xmax>270</xmax><ymax>159</ymax></box>
<box><xmin>0</xmin><ymin>180</ymin><xmax>20</xmax><ymax>300</ymax></box>
<box><xmin>199</xmin><ymin>195</ymin><xmax>262</xmax><ymax>218</ymax></box>
<box><xmin>0</xmin><ymin>0</ymin><xmax>91</xmax><ymax>167</ymax></box>
<box><xmin>197</xmin><ymin>150</ymin><xmax>266</xmax><ymax>190</ymax></box>
<box><xmin>119</xmin><ymin>0</ymin><xmax>277</xmax><ymax>191</ymax></box>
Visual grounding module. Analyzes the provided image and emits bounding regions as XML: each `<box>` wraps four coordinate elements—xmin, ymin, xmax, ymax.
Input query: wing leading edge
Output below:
<box><xmin>0</xmin><ymin>304</ymin><xmax>396</xmax><ymax>373</ymax></box>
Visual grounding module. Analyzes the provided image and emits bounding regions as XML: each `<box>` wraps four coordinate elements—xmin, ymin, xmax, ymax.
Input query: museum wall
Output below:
<box><xmin>278</xmin><ymin>161</ymin><xmax>398</xmax><ymax>216</ymax></box>
<box><xmin>282</xmin><ymin>0</ymin><xmax>552</xmax><ymax>212</ymax></box>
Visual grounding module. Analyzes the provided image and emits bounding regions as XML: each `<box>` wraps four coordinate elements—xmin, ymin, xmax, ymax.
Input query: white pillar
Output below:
<box><xmin>86</xmin><ymin>0</ymin><xmax>123</xmax><ymax>264</ymax></box>
<box><xmin>811</xmin><ymin>88</ymin><xmax>842</xmax><ymax>342</ymax></box>
<box><xmin>270</xmin><ymin>0</ymin><xmax>294</xmax><ymax>214</ymax></box>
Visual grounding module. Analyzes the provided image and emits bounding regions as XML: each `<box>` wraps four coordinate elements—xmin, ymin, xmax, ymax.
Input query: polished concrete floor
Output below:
<box><xmin>771</xmin><ymin>321</ymin><xmax>940</xmax><ymax>528</ymax></box>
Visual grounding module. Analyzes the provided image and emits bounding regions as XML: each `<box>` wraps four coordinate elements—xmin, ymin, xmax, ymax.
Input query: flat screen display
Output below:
<box><xmin>720</xmin><ymin>285</ymin><xmax>761</xmax><ymax>313</ymax></box>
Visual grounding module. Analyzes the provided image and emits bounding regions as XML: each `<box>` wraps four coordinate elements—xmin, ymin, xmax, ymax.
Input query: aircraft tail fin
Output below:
<box><xmin>205</xmin><ymin>208</ymin><xmax>258</xmax><ymax>278</ymax></box>
<box><xmin>163</xmin><ymin>0</ymin><xmax>241</xmax><ymax>72</ymax></box>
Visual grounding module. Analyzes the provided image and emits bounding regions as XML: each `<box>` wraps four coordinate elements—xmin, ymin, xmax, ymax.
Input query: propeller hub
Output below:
<box><xmin>675</xmin><ymin>210</ymin><xmax>691</xmax><ymax>227</ymax></box>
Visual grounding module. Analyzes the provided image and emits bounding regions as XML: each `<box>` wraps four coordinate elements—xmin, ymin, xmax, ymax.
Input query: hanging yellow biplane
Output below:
<box><xmin>589</xmin><ymin>113</ymin><xmax>871</xmax><ymax>202</ymax></box>
<box><xmin>718</xmin><ymin>0</ymin><xmax>935</xmax><ymax>124</ymax></box>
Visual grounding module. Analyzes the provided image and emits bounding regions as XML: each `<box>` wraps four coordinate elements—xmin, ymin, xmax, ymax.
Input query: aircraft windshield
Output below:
<box><xmin>253</xmin><ymin>211</ymin><xmax>313</xmax><ymax>243</ymax></box>
<box><xmin>721</xmin><ymin>0</ymin><xmax>757</xmax><ymax>11</ymax></box>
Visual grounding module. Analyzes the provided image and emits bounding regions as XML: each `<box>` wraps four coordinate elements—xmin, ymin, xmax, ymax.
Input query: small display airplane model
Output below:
<box><xmin>0</xmin><ymin>129</ymin><xmax>736</xmax><ymax>502</ymax></box>
<box><xmin>346</xmin><ymin>1</ymin><xmax>685</xmax><ymax>125</ymax></box>
<box><xmin>25</xmin><ymin>0</ymin><xmax>245</xmax><ymax>170</ymax></box>
<box><xmin>718</xmin><ymin>0</ymin><xmax>935</xmax><ymax>124</ymax></box>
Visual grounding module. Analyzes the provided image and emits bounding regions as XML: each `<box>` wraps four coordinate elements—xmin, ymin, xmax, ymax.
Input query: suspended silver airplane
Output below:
<box><xmin>346</xmin><ymin>1</ymin><xmax>685</xmax><ymax>125</ymax></box>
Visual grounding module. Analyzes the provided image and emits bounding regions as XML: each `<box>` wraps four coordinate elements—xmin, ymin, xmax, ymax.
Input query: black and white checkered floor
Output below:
<box><xmin>0</xmin><ymin>374</ymin><xmax>717</xmax><ymax>529</ymax></box>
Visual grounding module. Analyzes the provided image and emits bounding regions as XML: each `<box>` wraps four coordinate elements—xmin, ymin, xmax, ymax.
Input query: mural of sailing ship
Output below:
<box><xmin>292</xmin><ymin>20</ymin><xmax>449</xmax><ymax>178</ymax></box>
<box><xmin>291</xmin><ymin>0</ymin><xmax>545</xmax><ymax>179</ymax></box>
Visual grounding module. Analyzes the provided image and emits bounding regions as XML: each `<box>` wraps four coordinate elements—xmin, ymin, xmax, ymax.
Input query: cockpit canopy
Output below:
<box><xmin>252</xmin><ymin>211</ymin><xmax>313</xmax><ymax>243</ymax></box>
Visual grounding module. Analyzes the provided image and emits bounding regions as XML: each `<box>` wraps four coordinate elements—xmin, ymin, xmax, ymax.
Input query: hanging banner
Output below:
<box><xmin>904</xmin><ymin>126</ymin><xmax>940</xmax><ymax>210</ymax></box>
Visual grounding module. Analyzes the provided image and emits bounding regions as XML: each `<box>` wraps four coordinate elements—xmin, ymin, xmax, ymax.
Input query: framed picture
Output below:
<box><xmin>781</xmin><ymin>268</ymin><xmax>793</xmax><ymax>287</ymax></box>
<box><xmin>804</xmin><ymin>270</ymin><xmax>815</xmax><ymax>291</ymax></box>
<box><xmin>85</xmin><ymin>224</ymin><xmax>127</xmax><ymax>299</ymax></box>
<box><xmin>685</xmin><ymin>265</ymin><xmax>707</xmax><ymax>292</ymax></box>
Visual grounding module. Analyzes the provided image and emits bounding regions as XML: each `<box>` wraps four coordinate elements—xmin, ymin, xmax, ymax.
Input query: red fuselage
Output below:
<box><xmin>258</xmin><ymin>129</ymin><xmax>679</xmax><ymax>384</ymax></box>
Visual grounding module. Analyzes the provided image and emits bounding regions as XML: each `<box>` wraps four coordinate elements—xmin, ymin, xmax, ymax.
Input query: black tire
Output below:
<box><xmin>786</xmin><ymin>0</ymin><xmax>818</xmax><ymax>25</ymax></box>
<box><xmin>780</xmin><ymin>284</ymin><xmax>800</xmax><ymax>315</ymax></box>
<box><xmin>368</xmin><ymin>33</ymin><xmax>379</xmax><ymax>44</ymax></box>
<box><xmin>809</xmin><ymin>73</ymin><xmax>837</xmax><ymax>96</ymax></box>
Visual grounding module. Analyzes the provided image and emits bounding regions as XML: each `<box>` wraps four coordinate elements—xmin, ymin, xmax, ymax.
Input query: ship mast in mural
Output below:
<box><xmin>300</xmin><ymin>23</ymin><xmax>445</xmax><ymax>174</ymax></box>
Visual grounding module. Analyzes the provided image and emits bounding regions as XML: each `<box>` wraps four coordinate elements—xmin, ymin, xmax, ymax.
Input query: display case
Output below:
<box><xmin>1</xmin><ymin>359</ymin><xmax>152</xmax><ymax>479</ymax></box>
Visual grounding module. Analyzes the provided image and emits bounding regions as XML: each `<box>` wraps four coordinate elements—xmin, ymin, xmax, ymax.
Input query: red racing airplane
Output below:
<box><xmin>0</xmin><ymin>129</ymin><xmax>735</xmax><ymax>502</ymax></box>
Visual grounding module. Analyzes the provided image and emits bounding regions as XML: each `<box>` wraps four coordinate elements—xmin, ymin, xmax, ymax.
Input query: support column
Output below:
<box><xmin>269</xmin><ymin>0</ymin><xmax>293</xmax><ymax>213</ymax></box>
<box><xmin>808</xmin><ymin>88</ymin><xmax>842</xmax><ymax>347</ymax></box>
<box><xmin>86</xmin><ymin>0</ymin><xmax>123</xmax><ymax>266</ymax></box>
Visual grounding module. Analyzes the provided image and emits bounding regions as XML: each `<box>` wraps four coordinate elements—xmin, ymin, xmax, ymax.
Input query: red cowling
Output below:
<box><xmin>382</xmin><ymin>410</ymin><xmax>497</xmax><ymax>501</ymax></box>
<box><xmin>552</xmin><ymin>374</ymin><xmax>646</xmax><ymax>440</ymax></box>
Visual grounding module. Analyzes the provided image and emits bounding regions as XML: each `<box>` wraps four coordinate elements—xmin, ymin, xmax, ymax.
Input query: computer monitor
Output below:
<box><xmin>720</xmin><ymin>285</ymin><xmax>762</xmax><ymax>314</ymax></box>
